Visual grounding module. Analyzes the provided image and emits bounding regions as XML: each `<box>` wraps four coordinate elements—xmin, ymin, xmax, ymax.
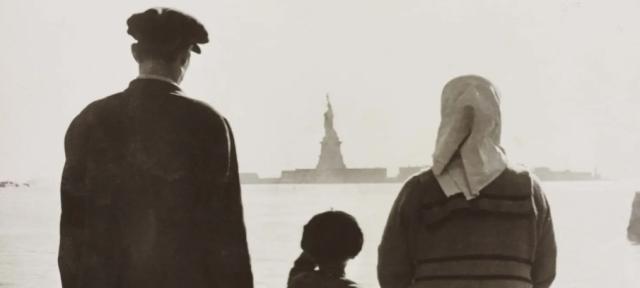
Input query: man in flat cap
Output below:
<box><xmin>58</xmin><ymin>8</ymin><xmax>253</xmax><ymax>288</ymax></box>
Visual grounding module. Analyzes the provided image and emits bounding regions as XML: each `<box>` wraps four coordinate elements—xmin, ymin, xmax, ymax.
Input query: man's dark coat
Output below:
<box><xmin>59</xmin><ymin>79</ymin><xmax>252</xmax><ymax>288</ymax></box>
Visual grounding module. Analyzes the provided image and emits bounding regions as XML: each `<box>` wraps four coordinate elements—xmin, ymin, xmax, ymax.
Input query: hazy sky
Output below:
<box><xmin>2</xmin><ymin>0</ymin><xmax>640</xmax><ymax>180</ymax></box>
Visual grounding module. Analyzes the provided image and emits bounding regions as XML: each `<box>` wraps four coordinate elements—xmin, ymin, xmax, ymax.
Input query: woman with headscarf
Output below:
<box><xmin>377</xmin><ymin>75</ymin><xmax>556</xmax><ymax>288</ymax></box>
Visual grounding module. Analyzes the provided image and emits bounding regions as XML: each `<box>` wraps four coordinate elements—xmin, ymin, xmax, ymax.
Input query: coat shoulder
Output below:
<box><xmin>173</xmin><ymin>94</ymin><xmax>229</xmax><ymax>127</ymax></box>
<box><xmin>67</xmin><ymin>92</ymin><xmax>124</xmax><ymax>130</ymax></box>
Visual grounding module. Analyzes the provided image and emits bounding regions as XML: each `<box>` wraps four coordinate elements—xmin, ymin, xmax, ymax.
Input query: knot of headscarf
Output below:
<box><xmin>431</xmin><ymin>75</ymin><xmax>507</xmax><ymax>200</ymax></box>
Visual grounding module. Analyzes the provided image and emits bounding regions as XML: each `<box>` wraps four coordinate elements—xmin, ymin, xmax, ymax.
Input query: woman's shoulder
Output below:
<box><xmin>394</xmin><ymin>169</ymin><xmax>443</xmax><ymax>210</ymax></box>
<box><xmin>403</xmin><ymin>169</ymin><xmax>437</xmax><ymax>191</ymax></box>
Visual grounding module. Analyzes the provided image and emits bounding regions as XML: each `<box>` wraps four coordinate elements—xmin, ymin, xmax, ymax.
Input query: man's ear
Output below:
<box><xmin>131</xmin><ymin>43</ymin><xmax>142</xmax><ymax>63</ymax></box>
<box><xmin>178</xmin><ymin>48</ymin><xmax>191</xmax><ymax>67</ymax></box>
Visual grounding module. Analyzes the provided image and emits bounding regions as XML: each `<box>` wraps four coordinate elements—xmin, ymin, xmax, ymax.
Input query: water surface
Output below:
<box><xmin>0</xmin><ymin>181</ymin><xmax>638</xmax><ymax>287</ymax></box>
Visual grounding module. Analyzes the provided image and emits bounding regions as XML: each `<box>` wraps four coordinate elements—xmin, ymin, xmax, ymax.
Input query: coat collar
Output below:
<box><xmin>128</xmin><ymin>78</ymin><xmax>182</xmax><ymax>94</ymax></box>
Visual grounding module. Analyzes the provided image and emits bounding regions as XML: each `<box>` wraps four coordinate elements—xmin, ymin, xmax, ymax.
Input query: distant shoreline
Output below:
<box><xmin>240</xmin><ymin>167</ymin><xmax>603</xmax><ymax>185</ymax></box>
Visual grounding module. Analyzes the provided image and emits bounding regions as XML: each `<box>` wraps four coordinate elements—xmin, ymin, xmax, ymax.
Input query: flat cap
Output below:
<box><xmin>127</xmin><ymin>7</ymin><xmax>209</xmax><ymax>54</ymax></box>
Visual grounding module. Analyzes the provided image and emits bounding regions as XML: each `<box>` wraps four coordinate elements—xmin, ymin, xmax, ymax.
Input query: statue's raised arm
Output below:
<box><xmin>323</xmin><ymin>94</ymin><xmax>334</xmax><ymax>135</ymax></box>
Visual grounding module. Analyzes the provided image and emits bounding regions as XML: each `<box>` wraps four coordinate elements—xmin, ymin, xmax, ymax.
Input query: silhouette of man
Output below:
<box><xmin>58</xmin><ymin>8</ymin><xmax>252</xmax><ymax>288</ymax></box>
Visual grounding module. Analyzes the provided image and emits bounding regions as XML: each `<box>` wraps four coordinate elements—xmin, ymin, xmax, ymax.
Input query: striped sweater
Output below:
<box><xmin>377</xmin><ymin>166</ymin><xmax>556</xmax><ymax>288</ymax></box>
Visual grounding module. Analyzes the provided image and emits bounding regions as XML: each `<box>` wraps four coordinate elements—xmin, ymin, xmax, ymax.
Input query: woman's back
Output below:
<box><xmin>377</xmin><ymin>166</ymin><xmax>556</xmax><ymax>288</ymax></box>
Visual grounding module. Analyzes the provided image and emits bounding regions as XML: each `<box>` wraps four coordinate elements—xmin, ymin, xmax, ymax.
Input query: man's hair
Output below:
<box><xmin>132</xmin><ymin>42</ymin><xmax>189</xmax><ymax>63</ymax></box>
<box><xmin>301</xmin><ymin>210</ymin><xmax>363</xmax><ymax>265</ymax></box>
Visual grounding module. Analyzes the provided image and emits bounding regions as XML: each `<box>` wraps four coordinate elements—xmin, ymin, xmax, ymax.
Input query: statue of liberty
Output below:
<box><xmin>324</xmin><ymin>94</ymin><xmax>336</xmax><ymax>137</ymax></box>
<box><xmin>317</xmin><ymin>94</ymin><xmax>346</xmax><ymax>169</ymax></box>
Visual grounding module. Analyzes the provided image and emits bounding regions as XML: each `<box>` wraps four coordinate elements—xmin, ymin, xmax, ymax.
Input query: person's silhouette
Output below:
<box><xmin>58</xmin><ymin>7</ymin><xmax>252</xmax><ymax>288</ymax></box>
<box><xmin>378</xmin><ymin>75</ymin><xmax>556</xmax><ymax>288</ymax></box>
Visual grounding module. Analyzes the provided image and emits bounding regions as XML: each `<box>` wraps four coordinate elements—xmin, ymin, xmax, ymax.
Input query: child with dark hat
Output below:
<box><xmin>288</xmin><ymin>210</ymin><xmax>364</xmax><ymax>288</ymax></box>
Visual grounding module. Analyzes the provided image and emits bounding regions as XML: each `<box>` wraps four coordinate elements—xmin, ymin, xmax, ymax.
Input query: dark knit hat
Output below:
<box><xmin>301</xmin><ymin>211</ymin><xmax>364</xmax><ymax>265</ymax></box>
<box><xmin>127</xmin><ymin>7</ymin><xmax>209</xmax><ymax>54</ymax></box>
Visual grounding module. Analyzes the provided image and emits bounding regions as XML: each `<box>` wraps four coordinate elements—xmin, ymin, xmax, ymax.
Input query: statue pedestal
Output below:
<box><xmin>628</xmin><ymin>192</ymin><xmax>640</xmax><ymax>244</ymax></box>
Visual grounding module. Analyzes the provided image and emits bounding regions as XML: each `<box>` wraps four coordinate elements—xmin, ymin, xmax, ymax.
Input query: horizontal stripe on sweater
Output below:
<box><xmin>409</xmin><ymin>279</ymin><xmax>533</xmax><ymax>288</ymax></box>
<box><xmin>422</xmin><ymin>193</ymin><xmax>531</xmax><ymax>210</ymax></box>
<box><xmin>417</xmin><ymin>254</ymin><xmax>533</xmax><ymax>265</ymax></box>
<box><xmin>414</xmin><ymin>256</ymin><xmax>533</xmax><ymax>284</ymax></box>
<box><xmin>422</xmin><ymin>208</ymin><xmax>533</xmax><ymax>229</ymax></box>
<box><xmin>415</xmin><ymin>274</ymin><xmax>532</xmax><ymax>284</ymax></box>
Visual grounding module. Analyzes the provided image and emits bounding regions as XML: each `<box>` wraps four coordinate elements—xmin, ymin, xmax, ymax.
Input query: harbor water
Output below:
<box><xmin>1</xmin><ymin>181</ymin><xmax>639</xmax><ymax>287</ymax></box>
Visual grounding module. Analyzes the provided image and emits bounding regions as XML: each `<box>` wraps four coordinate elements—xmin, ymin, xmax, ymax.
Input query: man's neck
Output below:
<box><xmin>138</xmin><ymin>61</ymin><xmax>181</xmax><ymax>86</ymax></box>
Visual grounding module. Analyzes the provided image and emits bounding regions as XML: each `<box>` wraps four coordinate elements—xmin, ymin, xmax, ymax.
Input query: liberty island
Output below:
<box><xmin>240</xmin><ymin>95</ymin><xmax>423</xmax><ymax>184</ymax></box>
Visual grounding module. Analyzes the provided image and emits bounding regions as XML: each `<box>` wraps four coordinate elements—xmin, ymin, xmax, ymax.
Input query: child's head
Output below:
<box><xmin>301</xmin><ymin>210</ymin><xmax>363</xmax><ymax>266</ymax></box>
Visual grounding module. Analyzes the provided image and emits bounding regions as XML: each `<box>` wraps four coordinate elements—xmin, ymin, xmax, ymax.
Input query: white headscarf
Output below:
<box><xmin>432</xmin><ymin>75</ymin><xmax>507</xmax><ymax>200</ymax></box>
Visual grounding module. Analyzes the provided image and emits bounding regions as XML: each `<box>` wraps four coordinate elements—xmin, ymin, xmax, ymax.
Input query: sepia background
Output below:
<box><xmin>1</xmin><ymin>0</ymin><xmax>640</xmax><ymax>287</ymax></box>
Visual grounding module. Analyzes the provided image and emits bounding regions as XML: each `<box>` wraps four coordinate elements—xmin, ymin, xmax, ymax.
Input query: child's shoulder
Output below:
<box><xmin>289</xmin><ymin>271</ymin><xmax>360</xmax><ymax>288</ymax></box>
